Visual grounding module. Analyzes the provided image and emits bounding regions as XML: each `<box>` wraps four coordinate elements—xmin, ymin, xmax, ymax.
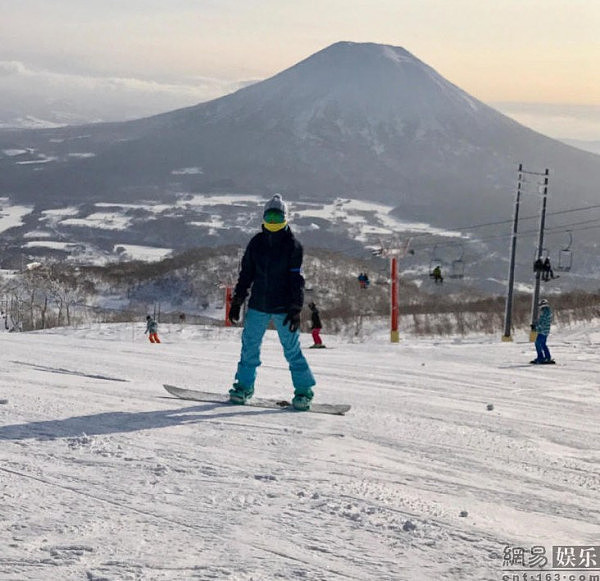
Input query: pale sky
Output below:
<box><xmin>1</xmin><ymin>0</ymin><xmax>600</xmax><ymax>139</ymax></box>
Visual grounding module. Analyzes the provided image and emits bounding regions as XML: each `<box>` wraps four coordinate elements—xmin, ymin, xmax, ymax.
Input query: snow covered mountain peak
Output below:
<box><xmin>236</xmin><ymin>40</ymin><xmax>487</xmax><ymax>127</ymax></box>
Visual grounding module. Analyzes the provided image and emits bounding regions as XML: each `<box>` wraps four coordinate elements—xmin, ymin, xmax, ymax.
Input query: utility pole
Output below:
<box><xmin>390</xmin><ymin>256</ymin><xmax>399</xmax><ymax>342</ymax></box>
<box><xmin>530</xmin><ymin>168</ymin><xmax>550</xmax><ymax>342</ymax></box>
<box><xmin>502</xmin><ymin>164</ymin><xmax>523</xmax><ymax>341</ymax></box>
<box><xmin>502</xmin><ymin>165</ymin><xmax>550</xmax><ymax>341</ymax></box>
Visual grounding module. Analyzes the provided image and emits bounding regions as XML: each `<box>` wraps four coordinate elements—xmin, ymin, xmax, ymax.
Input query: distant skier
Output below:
<box><xmin>531</xmin><ymin>299</ymin><xmax>553</xmax><ymax>364</ymax></box>
<box><xmin>145</xmin><ymin>315</ymin><xmax>161</xmax><ymax>343</ymax></box>
<box><xmin>2</xmin><ymin>311</ymin><xmax>17</xmax><ymax>333</ymax></box>
<box><xmin>1</xmin><ymin>311</ymin><xmax>16</xmax><ymax>332</ymax></box>
<box><xmin>308</xmin><ymin>302</ymin><xmax>325</xmax><ymax>349</ymax></box>
<box><xmin>432</xmin><ymin>265</ymin><xmax>443</xmax><ymax>284</ymax></box>
<box><xmin>228</xmin><ymin>194</ymin><xmax>316</xmax><ymax>411</ymax></box>
<box><xmin>358</xmin><ymin>272</ymin><xmax>370</xmax><ymax>289</ymax></box>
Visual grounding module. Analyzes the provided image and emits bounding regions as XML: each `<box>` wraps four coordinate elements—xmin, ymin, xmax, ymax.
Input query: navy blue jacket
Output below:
<box><xmin>233</xmin><ymin>226</ymin><xmax>304</xmax><ymax>314</ymax></box>
<box><xmin>310</xmin><ymin>308</ymin><xmax>322</xmax><ymax>329</ymax></box>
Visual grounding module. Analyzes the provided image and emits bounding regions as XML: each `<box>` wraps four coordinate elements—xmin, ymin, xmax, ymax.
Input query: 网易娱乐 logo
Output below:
<box><xmin>502</xmin><ymin>545</ymin><xmax>600</xmax><ymax>581</ymax></box>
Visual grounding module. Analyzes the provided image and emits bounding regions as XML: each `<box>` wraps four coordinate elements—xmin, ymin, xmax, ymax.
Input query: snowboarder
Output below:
<box><xmin>542</xmin><ymin>258</ymin><xmax>555</xmax><ymax>282</ymax></box>
<box><xmin>145</xmin><ymin>315</ymin><xmax>161</xmax><ymax>343</ymax></box>
<box><xmin>533</xmin><ymin>258</ymin><xmax>544</xmax><ymax>274</ymax></box>
<box><xmin>531</xmin><ymin>299</ymin><xmax>553</xmax><ymax>364</ymax></box>
<box><xmin>308</xmin><ymin>302</ymin><xmax>325</xmax><ymax>349</ymax></box>
<box><xmin>228</xmin><ymin>194</ymin><xmax>316</xmax><ymax>411</ymax></box>
<box><xmin>432</xmin><ymin>265</ymin><xmax>443</xmax><ymax>284</ymax></box>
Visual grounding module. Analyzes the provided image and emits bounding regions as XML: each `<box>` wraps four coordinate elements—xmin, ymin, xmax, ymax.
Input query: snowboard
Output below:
<box><xmin>530</xmin><ymin>359</ymin><xmax>556</xmax><ymax>365</ymax></box>
<box><xmin>163</xmin><ymin>384</ymin><xmax>351</xmax><ymax>416</ymax></box>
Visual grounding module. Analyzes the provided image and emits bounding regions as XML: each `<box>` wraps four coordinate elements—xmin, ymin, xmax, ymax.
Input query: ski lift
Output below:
<box><xmin>448</xmin><ymin>245</ymin><xmax>465</xmax><ymax>279</ymax></box>
<box><xmin>556</xmin><ymin>231</ymin><xmax>573</xmax><ymax>272</ymax></box>
<box><xmin>533</xmin><ymin>248</ymin><xmax>549</xmax><ymax>273</ymax></box>
<box><xmin>428</xmin><ymin>244</ymin><xmax>443</xmax><ymax>277</ymax></box>
<box><xmin>427</xmin><ymin>245</ymin><xmax>445</xmax><ymax>284</ymax></box>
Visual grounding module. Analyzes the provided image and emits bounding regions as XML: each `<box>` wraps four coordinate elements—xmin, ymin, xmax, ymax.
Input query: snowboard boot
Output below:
<box><xmin>228</xmin><ymin>383</ymin><xmax>254</xmax><ymax>404</ymax></box>
<box><xmin>292</xmin><ymin>387</ymin><xmax>314</xmax><ymax>411</ymax></box>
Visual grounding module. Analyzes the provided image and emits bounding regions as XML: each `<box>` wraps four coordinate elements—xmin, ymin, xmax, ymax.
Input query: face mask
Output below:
<box><xmin>263</xmin><ymin>220</ymin><xmax>287</xmax><ymax>232</ymax></box>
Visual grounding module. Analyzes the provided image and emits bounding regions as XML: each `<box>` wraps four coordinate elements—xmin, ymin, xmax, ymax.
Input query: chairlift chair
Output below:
<box><xmin>556</xmin><ymin>231</ymin><xmax>573</xmax><ymax>272</ymax></box>
<box><xmin>448</xmin><ymin>245</ymin><xmax>465</xmax><ymax>279</ymax></box>
<box><xmin>428</xmin><ymin>244</ymin><xmax>443</xmax><ymax>278</ymax></box>
<box><xmin>557</xmin><ymin>250</ymin><xmax>572</xmax><ymax>272</ymax></box>
<box><xmin>449</xmin><ymin>259</ymin><xmax>465</xmax><ymax>279</ymax></box>
<box><xmin>428</xmin><ymin>259</ymin><xmax>442</xmax><ymax>274</ymax></box>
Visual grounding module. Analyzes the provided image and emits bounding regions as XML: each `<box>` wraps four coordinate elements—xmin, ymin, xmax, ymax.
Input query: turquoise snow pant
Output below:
<box><xmin>235</xmin><ymin>308</ymin><xmax>315</xmax><ymax>394</ymax></box>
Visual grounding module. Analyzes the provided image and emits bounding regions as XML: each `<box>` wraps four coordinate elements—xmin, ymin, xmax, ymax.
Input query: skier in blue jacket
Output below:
<box><xmin>228</xmin><ymin>194</ymin><xmax>316</xmax><ymax>410</ymax></box>
<box><xmin>531</xmin><ymin>298</ymin><xmax>553</xmax><ymax>364</ymax></box>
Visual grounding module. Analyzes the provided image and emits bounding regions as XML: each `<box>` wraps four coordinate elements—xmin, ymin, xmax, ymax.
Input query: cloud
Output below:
<box><xmin>0</xmin><ymin>59</ymin><xmax>241</xmax><ymax>97</ymax></box>
<box><xmin>0</xmin><ymin>61</ymin><xmax>252</xmax><ymax>126</ymax></box>
<box><xmin>0</xmin><ymin>61</ymin><xmax>28</xmax><ymax>76</ymax></box>
<box><xmin>493</xmin><ymin>102</ymin><xmax>600</xmax><ymax>141</ymax></box>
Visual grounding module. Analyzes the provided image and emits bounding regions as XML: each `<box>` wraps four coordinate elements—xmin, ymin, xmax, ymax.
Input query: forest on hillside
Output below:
<box><xmin>1</xmin><ymin>246</ymin><xmax>599</xmax><ymax>336</ymax></box>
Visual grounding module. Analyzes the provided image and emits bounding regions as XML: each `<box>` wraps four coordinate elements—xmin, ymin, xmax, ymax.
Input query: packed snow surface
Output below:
<box><xmin>0</xmin><ymin>323</ymin><xmax>598</xmax><ymax>580</ymax></box>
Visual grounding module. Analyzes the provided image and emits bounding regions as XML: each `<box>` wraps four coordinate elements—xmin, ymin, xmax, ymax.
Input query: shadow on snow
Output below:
<box><xmin>10</xmin><ymin>360</ymin><xmax>129</xmax><ymax>382</ymax></box>
<box><xmin>0</xmin><ymin>402</ymin><xmax>279</xmax><ymax>441</ymax></box>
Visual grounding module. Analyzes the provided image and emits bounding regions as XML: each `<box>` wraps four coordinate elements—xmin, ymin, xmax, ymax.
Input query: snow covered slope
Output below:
<box><xmin>1</xmin><ymin>323</ymin><xmax>599</xmax><ymax>579</ymax></box>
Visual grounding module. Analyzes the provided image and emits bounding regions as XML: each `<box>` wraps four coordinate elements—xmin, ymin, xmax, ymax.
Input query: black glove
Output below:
<box><xmin>229</xmin><ymin>297</ymin><xmax>243</xmax><ymax>324</ymax></box>
<box><xmin>283</xmin><ymin>309</ymin><xmax>301</xmax><ymax>333</ymax></box>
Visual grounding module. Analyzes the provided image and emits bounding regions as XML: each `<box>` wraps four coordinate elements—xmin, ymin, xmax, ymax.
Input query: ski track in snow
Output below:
<box><xmin>0</xmin><ymin>323</ymin><xmax>598</xmax><ymax>580</ymax></box>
